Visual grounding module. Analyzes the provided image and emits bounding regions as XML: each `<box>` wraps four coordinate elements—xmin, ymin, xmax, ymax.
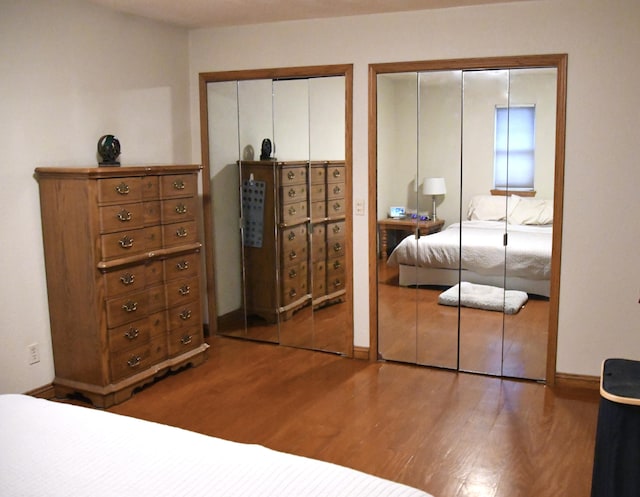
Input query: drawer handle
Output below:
<box><xmin>173</xmin><ymin>179</ymin><xmax>185</xmax><ymax>190</ymax></box>
<box><xmin>127</xmin><ymin>356</ymin><xmax>142</xmax><ymax>368</ymax></box>
<box><xmin>332</xmin><ymin>202</ymin><xmax>341</xmax><ymax>212</ymax></box>
<box><xmin>288</xmin><ymin>231</ymin><xmax>296</xmax><ymax>241</ymax></box>
<box><xmin>288</xmin><ymin>188</ymin><xmax>296</xmax><ymax>198</ymax></box>
<box><xmin>180</xmin><ymin>334</ymin><xmax>193</xmax><ymax>345</ymax></box>
<box><xmin>332</xmin><ymin>169</ymin><xmax>341</xmax><ymax>178</ymax></box>
<box><xmin>333</xmin><ymin>242</ymin><xmax>342</xmax><ymax>253</ymax></box>
<box><xmin>176</xmin><ymin>227</ymin><xmax>188</xmax><ymax>238</ymax></box>
<box><xmin>333</xmin><ymin>279</ymin><xmax>343</xmax><ymax>289</ymax></box>
<box><xmin>333</xmin><ymin>260</ymin><xmax>342</xmax><ymax>269</ymax></box>
<box><xmin>175</xmin><ymin>203</ymin><xmax>188</xmax><ymax>214</ymax></box>
<box><xmin>289</xmin><ymin>269</ymin><xmax>297</xmax><ymax>279</ymax></box>
<box><xmin>332</xmin><ymin>224</ymin><xmax>341</xmax><ymax>234</ymax></box>
<box><xmin>287</xmin><ymin>171</ymin><xmax>295</xmax><ymax>180</ymax></box>
<box><xmin>179</xmin><ymin>309</ymin><xmax>192</xmax><ymax>320</ymax></box>
<box><xmin>120</xmin><ymin>273</ymin><xmax>135</xmax><ymax>286</ymax></box>
<box><xmin>117</xmin><ymin>209</ymin><xmax>132</xmax><ymax>222</ymax></box>
<box><xmin>289</xmin><ymin>250</ymin><xmax>297</xmax><ymax>260</ymax></box>
<box><xmin>115</xmin><ymin>182</ymin><xmax>130</xmax><ymax>195</ymax></box>
<box><xmin>288</xmin><ymin>206</ymin><xmax>297</xmax><ymax>216</ymax></box>
<box><xmin>124</xmin><ymin>328</ymin><xmax>139</xmax><ymax>340</ymax></box>
<box><xmin>333</xmin><ymin>185</ymin><xmax>342</xmax><ymax>195</ymax></box>
<box><xmin>176</xmin><ymin>260</ymin><xmax>189</xmax><ymax>271</ymax></box>
<box><xmin>178</xmin><ymin>285</ymin><xmax>190</xmax><ymax>296</ymax></box>
<box><xmin>289</xmin><ymin>288</ymin><xmax>297</xmax><ymax>298</ymax></box>
<box><xmin>122</xmin><ymin>300</ymin><xmax>138</xmax><ymax>312</ymax></box>
<box><xmin>119</xmin><ymin>235</ymin><xmax>134</xmax><ymax>249</ymax></box>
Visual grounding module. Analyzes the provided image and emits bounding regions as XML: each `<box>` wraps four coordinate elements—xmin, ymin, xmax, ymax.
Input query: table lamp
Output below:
<box><xmin>422</xmin><ymin>177</ymin><xmax>446</xmax><ymax>220</ymax></box>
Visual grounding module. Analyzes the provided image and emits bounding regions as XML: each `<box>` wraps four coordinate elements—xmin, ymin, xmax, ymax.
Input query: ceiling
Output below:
<box><xmin>83</xmin><ymin>0</ymin><xmax>531</xmax><ymax>29</ymax></box>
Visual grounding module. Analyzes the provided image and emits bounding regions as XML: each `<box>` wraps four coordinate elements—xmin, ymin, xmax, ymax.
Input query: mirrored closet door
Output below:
<box><xmin>371</xmin><ymin>55</ymin><xmax>566</xmax><ymax>381</ymax></box>
<box><xmin>200</xmin><ymin>65</ymin><xmax>353</xmax><ymax>355</ymax></box>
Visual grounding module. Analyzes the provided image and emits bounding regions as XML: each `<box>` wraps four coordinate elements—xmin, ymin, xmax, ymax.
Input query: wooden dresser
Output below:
<box><xmin>239</xmin><ymin>160</ymin><xmax>346</xmax><ymax>323</ymax></box>
<box><xmin>35</xmin><ymin>165</ymin><xmax>208</xmax><ymax>407</ymax></box>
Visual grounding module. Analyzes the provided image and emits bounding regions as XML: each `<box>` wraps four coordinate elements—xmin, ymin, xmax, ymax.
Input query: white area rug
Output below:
<box><xmin>438</xmin><ymin>281</ymin><xmax>528</xmax><ymax>314</ymax></box>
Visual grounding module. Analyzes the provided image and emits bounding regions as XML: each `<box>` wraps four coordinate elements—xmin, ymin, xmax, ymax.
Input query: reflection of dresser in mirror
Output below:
<box><xmin>240</xmin><ymin>160</ymin><xmax>346</xmax><ymax>323</ymax></box>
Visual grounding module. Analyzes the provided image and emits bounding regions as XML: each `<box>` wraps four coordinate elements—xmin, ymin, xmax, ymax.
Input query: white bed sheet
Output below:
<box><xmin>387</xmin><ymin>220</ymin><xmax>551</xmax><ymax>281</ymax></box>
<box><xmin>0</xmin><ymin>394</ymin><xmax>432</xmax><ymax>497</ymax></box>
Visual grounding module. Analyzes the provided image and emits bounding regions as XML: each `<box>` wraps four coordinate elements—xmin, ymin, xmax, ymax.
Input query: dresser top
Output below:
<box><xmin>34</xmin><ymin>164</ymin><xmax>201</xmax><ymax>179</ymax></box>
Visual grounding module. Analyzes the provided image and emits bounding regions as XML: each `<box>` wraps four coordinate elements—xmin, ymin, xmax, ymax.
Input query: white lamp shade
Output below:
<box><xmin>422</xmin><ymin>177</ymin><xmax>446</xmax><ymax>196</ymax></box>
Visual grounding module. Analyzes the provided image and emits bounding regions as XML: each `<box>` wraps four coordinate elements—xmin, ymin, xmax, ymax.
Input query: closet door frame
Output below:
<box><xmin>368</xmin><ymin>54</ymin><xmax>567</xmax><ymax>385</ymax></box>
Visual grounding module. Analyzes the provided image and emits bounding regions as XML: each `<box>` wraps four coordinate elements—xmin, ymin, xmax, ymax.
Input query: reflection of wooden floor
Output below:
<box><xmin>217</xmin><ymin>299</ymin><xmax>351</xmax><ymax>355</ymax></box>
<box><xmin>378</xmin><ymin>261</ymin><xmax>549</xmax><ymax>380</ymax></box>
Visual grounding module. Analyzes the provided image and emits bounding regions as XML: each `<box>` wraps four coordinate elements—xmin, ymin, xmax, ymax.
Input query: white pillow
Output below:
<box><xmin>467</xmin><ymin>195</ymin><xmax>520</xmax><ymax>221</ymax></box>
<box><xmin>508</xmin><ymin>196</ymin><xmax>553</xmax><ymax>225</ymax></box>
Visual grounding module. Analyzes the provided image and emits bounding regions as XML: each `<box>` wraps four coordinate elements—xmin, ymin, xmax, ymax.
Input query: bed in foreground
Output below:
<box><xmin>0</xmin><ymin>394</ymin><xmax>432</xmax><ymax>497</ymax></box>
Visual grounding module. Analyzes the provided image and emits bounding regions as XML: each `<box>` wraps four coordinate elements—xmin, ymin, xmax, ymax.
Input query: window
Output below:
<box><xmin>494</xmin><ymin>105</ymin><xmax>535</xmax><ymax>190</ymax></box>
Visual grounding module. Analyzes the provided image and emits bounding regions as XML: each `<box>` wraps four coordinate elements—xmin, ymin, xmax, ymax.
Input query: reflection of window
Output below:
<box><xmin>494</xmin><ymin>105</ymin><xmax>535</xmax><ymax>190</ymax></box>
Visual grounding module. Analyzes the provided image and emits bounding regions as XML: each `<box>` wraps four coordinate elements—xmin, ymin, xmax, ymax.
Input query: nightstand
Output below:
<box><xmin>377</xmin><ymin>217</ymin><xmax>444</xmax><ymax>259</ymax></box>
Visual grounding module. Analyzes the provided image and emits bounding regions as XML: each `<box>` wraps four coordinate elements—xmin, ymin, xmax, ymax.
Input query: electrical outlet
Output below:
<box><xmin>28</xmin><ymin>343</ymin><xmax>40</xmax><ymax>365</ymax></box>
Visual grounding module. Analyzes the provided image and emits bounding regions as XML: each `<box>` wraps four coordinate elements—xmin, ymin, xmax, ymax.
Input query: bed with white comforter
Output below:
<box><xmin>0</xmin><ymin>394</ymin><xmax>432</xmax><ymax>497</ymax></box>
<box><xmin>387</xmin><ymin>219</ymin><xmax>552</xmax><ymax>297</ymax></box>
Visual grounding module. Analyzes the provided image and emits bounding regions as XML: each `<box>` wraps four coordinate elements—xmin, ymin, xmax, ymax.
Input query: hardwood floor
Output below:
<box><xmin>109</xmin><ymin>335</ymin><xmax>599</xmax><ymax>497</ymax></box>
<box><xmin>378</xmin><ymin>260</ymin><xmax>549</xmax><ymax>380</ymax></box>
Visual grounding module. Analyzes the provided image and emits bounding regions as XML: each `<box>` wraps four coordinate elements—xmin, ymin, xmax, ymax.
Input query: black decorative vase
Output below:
<box><xmin>97</xmin><ymin>135</ymin><xmax>121</xmax><ymax>166</ymax></box>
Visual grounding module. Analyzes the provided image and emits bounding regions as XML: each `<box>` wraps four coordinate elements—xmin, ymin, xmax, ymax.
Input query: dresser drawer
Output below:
<box><xmin>311</xmin><ymin>238</ymin><xmax>326</xmax><ymax>262</ymax></box>
<box><xmin>281</xmin><ymin>224</ymin><xmax>307</xmax><ymax>253</ymax></box>
<box><xmin>327</xmin><ymin>256</ymin><xmax>346</xmax><ymax>280</ymax></box>
<box><xmin>278</xmin><ymin>165</ymin><xmax>307</xmax><ymax>186</ymax></box>
<box><xmin>310</xmin><ymin>183</ymin><xmax>325</xmax><ymax>202</ymax></box>
<box><xmin>161</xmin><ymin>197</ymin><xmax>197</xmax><ymax>224</ymax></box>
<box><xmin>313</xmin><ymin>260</ymin><xmax>327</xmax><ymax>296</ymax></box>
<box><xmin>328</xmin><ymin>239</ymin><xmax>345</xmax><ymax>259</ymax></box>
<box><xmin>142</xmin><ymin>176</ymin><xmax>160</xmax><ymax>200</ymax></box>
<box><xmin>280</xmin><ymin>184</ymin><xmax>307</xmax><ymax>206</ymax></box>
<box><xmin>100</xmin><ymin>229</ymin><xmax>147</xmax><ymax>260</ymax></box>
<box><xmin>327</xmin><ymin>274</ymin><xmax>345</xmax><ymax>294</ymax></box>
<box><xmin>147</xmin><ymin>283</ymin><xmax>166</xmax><ymax>314</ymax></box>
<box><xmin>104</xmin><ymin>264</ymin><xmax>146</xmax><ymax>297</ymax></box>
<box><xmin>167</xmin><ymin>325</ymin><xmax>202</xmax><ymax>357</ymax></box>
<box><xmin>105</xmin><ymin>291</ymin><xmax>149</xmax><ymax>328</ymax></box>
<box><xmin>144</xmin><ymin>225</ymin><xmax>163</xmax><ymax>251</ymax></box>
<box><xmin>326</xmin><ymin>220</ymin><xmax>345</xmax><ymax>241</ymax></box>
<box><xmin>98</xmin><ymin>177</ymin><xmax>142</xmax><ymax>204</ymax></box>
<box><xmin>162</xmin><ymin>221</ymin><xmax>198</xmax><ymax>248</ymax></box>
<box><xmin>99</xmin><ymin>203</ymin><xmax>145</xmax><ymax>233</ymax></box>
<box><xmin>327</xmin><ymin>182</ymin><xmax>345</xmax><ymax>200</ymax></box>
<box><xmin>166</xmin><ymin>276</ymin><xmax>200</xmax><ymax>308</ymax></box>
<box><xmin>280</xmin><ymin>241</ymin><xmax>307</xmax><ymax>268</ymax></box>
<box><xmin>145</xmin><ymin>259</ymin><xmax>163</xmax><ymax>286</ymax></box>
<box><xmin>327</xmin><ymin>199</ymin><xmax>346</xmax><ymax>218</ymax></box>
<box><xmin>108</xmin><ymin>317</ymin><xmax>151</xmax><ymax>354</ymax></box>
<box><xmin>110</xmin><ymin>343</ymin><xmax>151</xmax><ymax>382</ymax></box>
<box><xmin>147</xmin><ymin>309</ymin><xmax>167</xmax><ymax>338</ymax></box>
<box><xmin>311</xmin><ymin>201</ymin><xmax>326</xmax><ymax>221</ymax></box>
<box><xmin>167</xmin><ymin>302</ymin><xmax>201</xmax><ymax>330</ymax></box>
<box><xmin>281</xmin><ymin>262</ymin><xmax>308</xmax><ymax>306</ymax></box>
<box><xmin>144</xmin><ymin>200</ymin><xmax>161</xmax><ymax>225</ymax></box>
<box><xmin>280</xmin><ymin>200</ymin><xmax>308</xmax><ymax>225</ymax></box>
<box><xmin>165</xmin><ymin>252</ymin><xmax>200</xmax><ymax>281</ymax></box>
<box><xmin>160</xmin><ymin>173</ymin><xmax>197</xmax><ymax>198</ymax></box>
<box><xmin>310</xmin><ymin>164</ymin><xmax>326</xmax><ymax>185</ymax></box>
<box><xmin>149</xmin><ymin>333</ymin><xmax>168</xmax><ymax>365</ymax></box>
<box><xmin>326</xmin><ymin>165</ymin><xmax>345</xmax><ymax>183</ymax></box>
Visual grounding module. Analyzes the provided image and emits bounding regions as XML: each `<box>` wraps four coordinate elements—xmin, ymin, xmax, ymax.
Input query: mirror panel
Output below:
<box><xmin>201</xmin><ymin>66</ymin><xmax>352</xmax><ymax>356</ymax></box>
<box><xmin>416</xmin><ymin>70</ymin><xmax>462</xmax><ymax>369</ymax></box>
<box><xmin>458</xmin><ymin>69</ymin><xmax>509</xmax><ymax>376</ymax></box>
<box><xmin>377</xmin><ymin>72</ymin><xmax>419</xmax><ymax>364</ymax></box>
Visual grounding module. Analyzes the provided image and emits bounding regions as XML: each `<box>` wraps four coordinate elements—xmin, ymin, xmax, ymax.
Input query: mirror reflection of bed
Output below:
<box><xmin>373</xmin><ymin>55</ymin><xmax>566</xmax><ymax>382</ymax></box>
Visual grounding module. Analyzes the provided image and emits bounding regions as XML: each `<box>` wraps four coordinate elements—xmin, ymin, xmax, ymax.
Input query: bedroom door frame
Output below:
<box><xmin>367</xmin><ymin>54</ymin><xmax>567</xmax><ymax>385</ymax></box>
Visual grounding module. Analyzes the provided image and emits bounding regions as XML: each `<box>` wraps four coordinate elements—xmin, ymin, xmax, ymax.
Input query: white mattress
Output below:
<box><xmin>387</xmin><ymin>220</ymin><xmax>552</xmax><ymax>281</ymax></box>
<box><xmin>0</xmin><ymin>394</ymin><xmax>432</xmax><ymax>497</ymax></box>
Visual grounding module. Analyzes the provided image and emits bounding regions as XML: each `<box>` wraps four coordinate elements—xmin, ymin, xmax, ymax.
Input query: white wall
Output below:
<box><xmin>189</xmin><ymin>0</ymin><xmax>640</xmax><ymax>377</ymax></box>
<box><xmin>0</xmin><ymin>0</ymin><xmax>191</xmax><ymax>393</ymax></box>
